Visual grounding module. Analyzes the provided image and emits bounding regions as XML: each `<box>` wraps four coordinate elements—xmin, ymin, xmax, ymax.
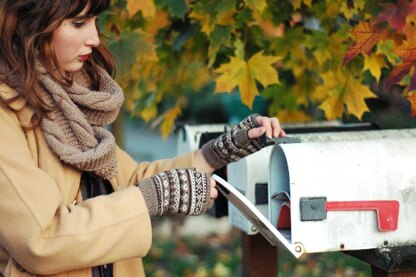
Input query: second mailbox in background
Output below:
<box><xmin>227</xmin><ymin>147</ymin><xmax>273</xmax><ymax>235</ymax></box>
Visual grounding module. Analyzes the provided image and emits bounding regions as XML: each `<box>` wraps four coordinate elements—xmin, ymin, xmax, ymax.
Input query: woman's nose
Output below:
<box><xmin>85</xmin><ymin>23</ymin><xmax>100</xmax><ymax>47</ymax></box>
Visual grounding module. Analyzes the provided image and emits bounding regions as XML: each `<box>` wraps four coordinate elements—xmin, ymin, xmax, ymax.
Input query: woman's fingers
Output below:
<box><xmin>247</xmin><ymin>126</ymin><xmax>266</xmax><ymax>139</ymax></box>
<box><xmin>210</xmin><ymin>179</ymin><xmax>218</xmax><ymax>198</ymax></box>
<box><xmin>248</xmin><ymin>116</ymin><xmax>285</xmax><ymax>139</ymax></box>
<box><xmin>207</xmin><ymin>178</ymin><xmax>218</xmax><ymax>209</ymax></box>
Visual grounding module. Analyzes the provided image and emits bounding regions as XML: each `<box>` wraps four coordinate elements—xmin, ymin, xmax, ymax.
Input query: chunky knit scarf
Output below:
<box><xmin>37</xmin><ymin>66</ymin><xmax>124</xmax><ymax>180</ymax></box>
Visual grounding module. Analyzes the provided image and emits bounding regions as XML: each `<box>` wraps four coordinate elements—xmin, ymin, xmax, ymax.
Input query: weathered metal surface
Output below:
<box><xmin>295</xmin><ymin>128</ymin><xmax>416</xmax><ymax>143</ymax></box>
<box><xmin>269</xmin><ymin>136</ymin><xmax>416</xmax><ymax>257</ymax></box>
<box><xmin>227</xmin><ymin>147</ymin><xmax>273</xmax><ymax>235</ymax></box>
<box><xmin>348</xmin><ymin>245</ymin><xmax>416</xmax><ymax>272</ymax></box>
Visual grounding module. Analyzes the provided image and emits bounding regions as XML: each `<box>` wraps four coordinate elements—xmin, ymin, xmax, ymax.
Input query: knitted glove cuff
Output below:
<box><xmin>231</xmin><ymin>113</ymin><xmax>260</xmax><ymax>131</ymax></box>
<box><xmin>201</xmin><ymin>114</ymin><xmax>267</xmax><ymax>169</ymax></box>
<box><xmin>138</xmin><ymin>178</ymin><xmax>160</xmax><ymax>216</ymax></box>
<box><xmin>137</xmin><ymin>168</ymin><xmax>211</xmax><ymax>216</ymax></box>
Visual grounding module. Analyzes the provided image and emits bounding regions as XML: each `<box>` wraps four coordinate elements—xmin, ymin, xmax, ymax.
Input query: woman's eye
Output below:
<box><xmin>72</xmin><ymin>21</ymin><xmax>86</xmax><ymax>28</ymax></box>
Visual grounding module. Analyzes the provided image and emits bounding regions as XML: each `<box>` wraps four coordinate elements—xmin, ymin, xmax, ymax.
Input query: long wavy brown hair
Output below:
<box><xmin>0</xmin><ymin>0</ymin><xmax>115</xmax><ymax>119</ymax></box>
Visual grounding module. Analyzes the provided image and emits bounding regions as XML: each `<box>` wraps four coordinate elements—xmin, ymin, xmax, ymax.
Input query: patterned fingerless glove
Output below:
<box><xmin>137</xmin><ymin>168</ymin><xmax>211</xmax><ymax>216</ymax></box>
<box><xmin>201</xmin><ymin>114</ymin><xmax>267</xmax><ymax>169</ymax></box>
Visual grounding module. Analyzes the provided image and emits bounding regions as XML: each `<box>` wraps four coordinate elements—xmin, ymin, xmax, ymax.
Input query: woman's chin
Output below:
<box><xmin>63</xmin><ymin>61</ymin><xmax>84</xmax><ymax>73</ymax></box>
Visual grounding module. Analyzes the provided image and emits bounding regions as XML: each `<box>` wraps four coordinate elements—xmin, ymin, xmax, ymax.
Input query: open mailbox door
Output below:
<box><xmin>213</xmin><ymin>174</ymin><xmax>303</xmax><ymax>258</ymax></box>
<box><xmin>268</xmin><ymin>137</ymin><xmax>416</xmax><ymax>257</ymax></box>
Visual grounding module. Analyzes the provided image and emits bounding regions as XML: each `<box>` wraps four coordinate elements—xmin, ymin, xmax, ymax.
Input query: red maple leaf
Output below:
<box><xmin>385</xmin><ymin>61</ymin><xmax>415</xmax><ymax>90</ymax></box>
<box><xmin>409</xmin><ymin>71</ymin><xmax>416</xmax><ymax>91</ymax></box>
<box><xmin>343</xmin><ymin>20</ymin><xmax>388</xmax><ymax>65</ymax></box>
<box><xmin>376</xmin><ymin>0</ymin><xmax>416</xmax><ymax>32</ymax></box>
<box><xmin>394</xmin><ymin>41</ymin><xmax>416</xmax><ymax>61</ymax></box>
<box><xmin>407</xmin><ymin>93</ymin><xmax>416</xmax><ymax>117</ymax></box>
<box><xmin>385</xmin><ymin>41</ymin><xmax>416</xmax><ymax>90</ymax></box>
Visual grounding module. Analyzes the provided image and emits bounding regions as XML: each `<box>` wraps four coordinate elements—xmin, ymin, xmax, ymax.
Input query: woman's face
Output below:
<box><xmin>52</xmin><ymin>7</ymin><xmax>100</xmax><ymax>72</ymax></box>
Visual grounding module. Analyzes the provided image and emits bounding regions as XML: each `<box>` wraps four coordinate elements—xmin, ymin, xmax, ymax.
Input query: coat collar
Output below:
<box><xmin>0</xmin><ymin>83</ymin><xmax>35</xmax><ymax>126</ymax></box>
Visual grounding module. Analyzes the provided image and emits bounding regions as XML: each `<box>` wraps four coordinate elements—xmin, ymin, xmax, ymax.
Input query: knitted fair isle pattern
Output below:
<box><xmin>138</xmin><ymin>168</ymin><xmax>210</xmax><ymax>216</ymax></box>
<box><xmin>201</xmin><ymin>114</ymin><xmax>267</xmax><ymax>169</ymax></box>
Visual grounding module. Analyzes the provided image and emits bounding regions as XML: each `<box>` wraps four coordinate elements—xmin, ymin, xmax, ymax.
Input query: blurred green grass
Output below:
<box><xmin>143</xmin><ymin>228</ymin><xmax>371</xmax><ymax>277</ymax></box>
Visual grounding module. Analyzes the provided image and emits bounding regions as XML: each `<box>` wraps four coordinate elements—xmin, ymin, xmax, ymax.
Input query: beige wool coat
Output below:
<box><xmin>0</xmin><ymin>83</ymin><xmax>199</xmax><ymax>276</ymax></box>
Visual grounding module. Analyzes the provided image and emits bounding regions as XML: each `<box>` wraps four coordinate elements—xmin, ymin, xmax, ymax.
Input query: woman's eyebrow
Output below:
<box><xmin>71</xmin><ymin>14</ymin><xmax>93</xmax><ymax>20</ymax></box>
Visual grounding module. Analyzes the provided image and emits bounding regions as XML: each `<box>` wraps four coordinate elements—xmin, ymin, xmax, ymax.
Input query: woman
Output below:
<box><xmin>0</xmin><ymin>0</ymin><xmax>285</xmax><ymax>276</ymax></box>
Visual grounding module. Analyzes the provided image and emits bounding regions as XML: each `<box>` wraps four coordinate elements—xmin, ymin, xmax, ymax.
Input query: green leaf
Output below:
<box><xmin>270</xmin><ymin>27</ymin><xmax>305</xmax><ymax>57</ymax></box>
<box><xmin>107</xmin><ymin>32</ymin><xmax>138</xmax><ymax>83</ymax></box>
<box><xmin>193</xmin><ymin>0</ymin><xmax>236</xmax><ymax>19</ymax></box>
<box><xmin>264</xmin><ymin>0</ymin><xmax>293</xmax><ymax>25</ymax></box>
<box><xmin>376</xmin><ymin>40</ymin><xmax>401</xmax><ymax>65</ymax></box>
<box><xmin>156</xmin><ymin>0</ymin><xmax>187</xmax><ymax>19</ymax></box>
<box><xmin>304</xmin><ymin>30</ymin><xmax>332</xmax><ymax>66</ymax></box>
<box><xmin>208</xmin><ymin>25</ymin><xmax>233</xmax><ymax>66</ymax></box>
<box><xmin>234</xmin><ymin>39</ymin><xmax>245</xmax><ymax>60</ymax></box>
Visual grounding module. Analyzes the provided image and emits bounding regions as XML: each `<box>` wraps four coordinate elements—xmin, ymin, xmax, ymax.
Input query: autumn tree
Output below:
<box><xmin>102</xmin><ymin>0</ymin><xmax>416</xmax><ymax>138</ymax></box>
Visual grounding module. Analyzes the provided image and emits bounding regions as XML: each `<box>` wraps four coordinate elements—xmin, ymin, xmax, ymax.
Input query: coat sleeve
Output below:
<box><xmin>114</xmin><ymin>146</ymin><xmax>199</xmax><ymax>189</ymax></box>
<box><xmin>0</xmin><ymin>102</ymin><xmax>152</xmax><ymax>274</ymax></box>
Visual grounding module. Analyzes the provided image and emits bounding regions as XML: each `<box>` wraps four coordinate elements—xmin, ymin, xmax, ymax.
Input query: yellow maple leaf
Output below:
<box><xmin>140</xmin><ymin>105</ymin><xmax>158</xmax><ymax>122</ymax></box>
<box><xmin>292</xmin><ymin>0</ymin><xmax>312</xmax><ymax>10</ymax></box>
<box><xmin>325</xmin><ymin>1</ymin><xmax>340</xmax><ymax>18</ymax></box>
<box><xmin>315</xmin><ymin>70</ymin><xmax>376</xmax><ymax>120</ymax></box>
<box><xmin>245</xmin><ymin>0</ymin><xmax>268</xmax><ymax>14</ymax></box>
<box><xmin>215</xmin><ymin>51</ymin><xmax>281</xmax><ymax>109</ymax></box>
<box><xmin>189</xmin><ymin>11</ymin><xmax>212</xmax><ymax>34</ymax></box>
<box><xmin>313</xmin><ymin>48</ymin><xmax>332</xmax><ymax>66</ymax></box>
<box><xmin>304</xmin><ymin>0</ymin><xmax>312</xmax><ymax>6</ymax></box>
<box><xmin>340</xmin><ymin>0</ymin><xmax>365</xmax><ymax>20</ymax></box>
<box><xmin>138</xmin><ymin>62</ymin><xmax>162</xmax><ymax>92</ymax></box>
<box><xmin>189</xmin><ymin>10</ymin><xmax>234</xmax><ymax>36</ymax></box>
<box><xmin>160</xmin><ymin>105</ymin><xmax>182</xmax><ymax>139</ymax></box>
<box><xmin>277</xmin><ymin>110</ymin><xmax>312</xmax><ymax>123</ymax></box>
<box><xmin>134</xmin><ymin>30</ymin><xmax>158</xmax><ymax>63</ymax></box>
<box><xmin>126</xmin><ymin>0</ymin><xmax>156</xmax><ymax>18</ymax></box>
<box><xmin>363</xmin><ymin>53</ymin><xmax>387</xmax><ymax>82</ymax></box>
<box><xmin>125</xmin><ymin>88</ymin><xmax>140</xmax><ymax>113</ymax></box>
<box><xmin>144</xmin><ymin>10</ymin><xmax>170</xmax><ymax>36</ymax></box>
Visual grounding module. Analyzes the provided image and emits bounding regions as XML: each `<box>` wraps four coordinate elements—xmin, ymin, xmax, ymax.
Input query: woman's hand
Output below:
<box><xmin>196</xmin><ymin>114</ymin><xmax>286</xmax><ymax>173</ymax></box>
<box><xmin>248</xmin><ymin>115</ymin><xmax>286</xmax><ymax>140</ymax></box>
<box><xmin>138</xmin><ymin>168</ymin><xmax>213</xmax><ymax>216</ymax></box>
<box><xmin>207</xmin><ymin>178</ymin><xmax>218</xmax><ymax>208</ymax></box>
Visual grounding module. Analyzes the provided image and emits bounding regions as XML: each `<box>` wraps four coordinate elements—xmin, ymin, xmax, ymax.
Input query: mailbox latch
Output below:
<box><xmin>261</xmin><ymin>136</ymin><xmax>302</xmax><ymax>146</ymax></box>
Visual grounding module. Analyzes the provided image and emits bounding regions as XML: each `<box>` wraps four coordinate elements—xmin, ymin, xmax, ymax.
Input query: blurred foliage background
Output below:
<box><xmin>143</xmin><ymin>226</ymin><xmax>371</xmax><ymax>276</ymax></box>
<box><xmin>101</xmin><ymin>0</ymin><xmax>416</xmax><ymax>275</ymax></box>
<box><xmin>102</xmin><ymin>0</ymin><xmax>416</xmax><ymax>142</ymax></box>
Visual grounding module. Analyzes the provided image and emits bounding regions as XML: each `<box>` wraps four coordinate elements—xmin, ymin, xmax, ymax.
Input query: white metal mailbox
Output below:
<box><xmin>227</xmin><ymin>147</ymin><xmax>273</xmax><ymax>234</ymax></box>
<box><xmin>226</xmin><ymin>128</ymin><xmax>416</xmax><ymax>238</ymax></box>
<box><xmin>269</xmin><ymin>136</ymin><xmax>416</xmax><ymax>258</ymax></box>
<box><xmin>176</xmin><ymin>124</ymin><xmax>230</xmax><ymax>154</ymax></box>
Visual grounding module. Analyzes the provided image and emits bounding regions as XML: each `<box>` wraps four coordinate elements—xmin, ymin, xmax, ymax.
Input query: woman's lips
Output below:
<box><xmin>80</xmin><ymin>54</ymin><xmax>90</xmax><ymax>62</ymax></box>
